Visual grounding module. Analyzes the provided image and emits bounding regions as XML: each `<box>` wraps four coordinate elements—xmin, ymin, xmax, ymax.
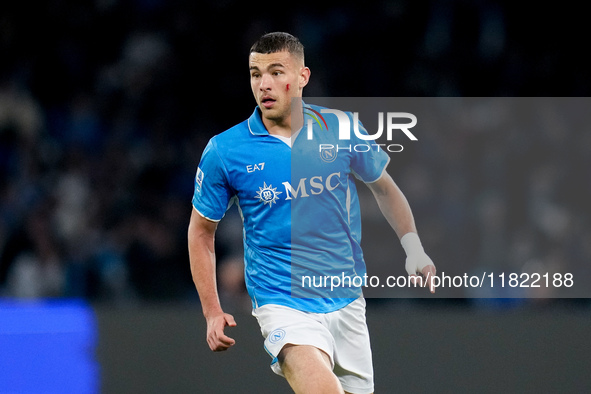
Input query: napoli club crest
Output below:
<box><xmin>320</xmin><ymin>146</ymin><xmax>337</xmax><ymax>163</ymax></box>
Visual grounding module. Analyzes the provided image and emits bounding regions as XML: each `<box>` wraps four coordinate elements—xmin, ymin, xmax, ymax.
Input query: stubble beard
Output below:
<box><xmin>261</xmin><ymin>104</ymin><xmax>290</xmax><ymax>125</ymax></box>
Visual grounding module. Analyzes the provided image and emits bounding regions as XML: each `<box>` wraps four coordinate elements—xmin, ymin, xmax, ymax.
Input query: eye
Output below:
<box><xmin>273</xmin><ymin>71</ymin><xmax>283</xmax><ymax>76</ymax></box>
<box><xmin>251</xmin><ymin>72</ymin><xmax>260</xmax><ymax>79</ymax></box>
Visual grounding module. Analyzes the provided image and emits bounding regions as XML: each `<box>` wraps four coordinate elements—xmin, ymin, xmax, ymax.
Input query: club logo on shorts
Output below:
<box><xmin>268</xmin><ymin>328</ymin><xmax>286</xmax><ymax>344</ymax></box>
<box><xmin>255</xmin><ymin>182</ymin><xmax>282</xmax><ymax>207</ymax></box>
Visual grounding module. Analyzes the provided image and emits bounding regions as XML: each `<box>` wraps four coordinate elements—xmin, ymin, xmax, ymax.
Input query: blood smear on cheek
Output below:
<box><xmin>286</xmin><ymin>84</ymin><xmax>290</xmax><ymax>91</ymax></box>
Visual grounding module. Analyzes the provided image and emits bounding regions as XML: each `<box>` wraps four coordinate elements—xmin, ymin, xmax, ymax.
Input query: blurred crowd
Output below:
<box><xmin>0</xmin><ymin>0</ymin><xmax>589</xmax><ymax>304</ymax></box>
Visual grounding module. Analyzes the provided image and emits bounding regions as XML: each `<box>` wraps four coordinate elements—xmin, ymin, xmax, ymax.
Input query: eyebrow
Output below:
<box><xmin>249</xmin><ymin>62</ymin><xmax>286</xmax><ymax>71</ymax></box>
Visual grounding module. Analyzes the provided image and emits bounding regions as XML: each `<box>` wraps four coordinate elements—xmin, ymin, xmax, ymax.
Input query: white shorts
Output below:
<box><xmin>252</xmin><ymin>298</ymin><xmax>374</xmax><ymax>394</ymax></box>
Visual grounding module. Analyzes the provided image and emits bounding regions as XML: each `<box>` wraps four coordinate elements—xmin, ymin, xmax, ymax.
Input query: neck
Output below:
<box><xmin>263</xmin><ymin>116</ymin><xmax>292</xmax><ymax>138</ymax></box>
<box><xmin>262</xmin><ymin>100</ymin><xmax>304</xmax><ymax>138</ymax></box>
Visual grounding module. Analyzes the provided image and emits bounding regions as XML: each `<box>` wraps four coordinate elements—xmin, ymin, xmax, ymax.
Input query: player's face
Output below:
<box><xmin>249</xmin><ymin>51</ymin><xmax>309</xmax><ymax>123</ymax></box>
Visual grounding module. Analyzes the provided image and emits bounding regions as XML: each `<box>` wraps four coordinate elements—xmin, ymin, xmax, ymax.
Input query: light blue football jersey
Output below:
<box><xmin>192</xmin><ymin>103</ymin><xmax>390</xmax><ymax>313</ymax></box>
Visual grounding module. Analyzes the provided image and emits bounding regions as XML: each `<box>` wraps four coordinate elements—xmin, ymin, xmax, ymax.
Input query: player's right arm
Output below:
<box><xmin>188</xmin><ymin>208</ymin><xmax>236</xmax><ymax>352</ymax></box>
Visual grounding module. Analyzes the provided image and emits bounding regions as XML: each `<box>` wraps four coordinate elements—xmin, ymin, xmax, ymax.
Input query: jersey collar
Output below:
<box><xmin>247</xmin><ymin>107</ymin><xmax>269</xmax><ymax>136</ymax></box>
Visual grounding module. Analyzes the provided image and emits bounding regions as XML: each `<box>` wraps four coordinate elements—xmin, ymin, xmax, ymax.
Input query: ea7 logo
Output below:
<box><xmin>246</xmin><ymin>162</ymin><xmax>265</xmax><ymax>173</ymax></box>
<box><xmin>307</xmin><ymin>110</ymin><xmax>417</xmax><ymax>141</ymax></box>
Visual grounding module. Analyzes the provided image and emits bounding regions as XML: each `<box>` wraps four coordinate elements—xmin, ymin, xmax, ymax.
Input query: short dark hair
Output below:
<box><xmin>250</xmin><ymin>32</ymin><xmax>304</xmax><ymax>63</ymax></box>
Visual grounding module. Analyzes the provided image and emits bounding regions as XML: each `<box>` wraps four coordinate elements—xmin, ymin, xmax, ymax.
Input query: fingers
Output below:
<box><xmin>422</xmin><ymin>265</ymin><xmax>437</xmax><ymax>294</ymax></box>
<box><xmin>406</xmin><ymin>253</ymin><xmax>437</xmax><ymax>293</ymax></box>
<box><xmin>208</xmin><ymin>331</ymin><xmax>235</xmax><ymax>351</ymax></box>
<box><xmin>206</xmin><ymin>313</ymin><xmax>237</xmax><ymax>352</ymax></box>
<box><xmin>408</xmin><ymin>264</ymin><xmax>437</xmax><ymax>293</ymax></box>
<box><xmin>225</xmin><ymin>313</ymin><xmax>237</xmax><ymax>327</ymax></box>
<box><xmin>210</xmin><ymin>331</ymin><xmax>235</xmax><ymax>352</ymax></box>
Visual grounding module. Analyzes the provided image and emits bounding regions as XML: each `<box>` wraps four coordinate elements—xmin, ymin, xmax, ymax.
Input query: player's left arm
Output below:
<box><xmin>366</xmin><ymin>170</ymin><xmax>436</xmax><ymax>293</ymax></box>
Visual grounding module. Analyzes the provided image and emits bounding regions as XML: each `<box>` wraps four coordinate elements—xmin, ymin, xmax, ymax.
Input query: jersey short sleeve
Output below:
<box><xmin>192</xmin><ymin>138</ymin><xmax>234</xmax><ymax>221</ymax></box>
<box><xmin>349</xmin><ymin>118</ymin><xmax>391</xmax><ymax>183</ymax></box>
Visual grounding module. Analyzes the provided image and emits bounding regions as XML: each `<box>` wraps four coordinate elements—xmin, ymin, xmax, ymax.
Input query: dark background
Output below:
<box><xmin>1</xmin><ymin>1</ymin><xmax>590</xmax><ymax>392</ymax></box>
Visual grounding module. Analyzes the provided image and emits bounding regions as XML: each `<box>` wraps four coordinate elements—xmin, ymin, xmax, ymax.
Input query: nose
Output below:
<box><xmin>259</xmin><ymin>73</ymin><xmax>272</xmax><ymax>91</ymax></box>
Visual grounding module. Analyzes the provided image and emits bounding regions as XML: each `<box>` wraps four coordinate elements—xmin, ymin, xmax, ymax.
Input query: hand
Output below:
<box><xmin>206</xmin><ymin>312</ymin><xmax>237</xmax><ymax>351</ymax></box>
<box><xmin>405</xmin><ymin>252</ymin><xmax>437</xmax><ymax>294</ymax></box>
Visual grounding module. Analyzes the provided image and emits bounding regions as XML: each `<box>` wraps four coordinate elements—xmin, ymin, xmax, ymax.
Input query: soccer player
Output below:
<box><xmin>188</xmin><ymin>32</ymin><xmax>436</xmax><ymax>394</ymax></box>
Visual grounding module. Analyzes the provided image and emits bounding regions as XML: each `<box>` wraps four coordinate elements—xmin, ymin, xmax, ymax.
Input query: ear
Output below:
<box><xmin>299</xmin><ymin>67</ymin><xmax>311</xmax><ymax>89</ymax></box>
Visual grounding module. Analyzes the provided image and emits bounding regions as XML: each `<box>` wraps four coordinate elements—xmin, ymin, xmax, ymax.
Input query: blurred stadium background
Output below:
<box><xmin>1</xmin><ymin>0</ymin><xmax>590</xmax><ymax>393</ymax></box>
